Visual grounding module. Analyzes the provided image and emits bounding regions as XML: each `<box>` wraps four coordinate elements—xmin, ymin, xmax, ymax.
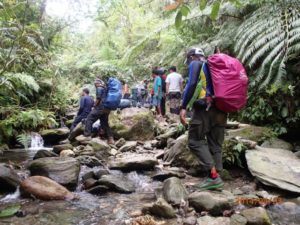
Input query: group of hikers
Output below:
<box><xmin>70</xmin><ymin>47</ymin><xmax>248</xmax><ymax>191</ymax></box>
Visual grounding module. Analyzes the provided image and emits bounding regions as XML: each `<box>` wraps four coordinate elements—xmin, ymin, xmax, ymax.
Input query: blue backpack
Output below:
<box><xmin>104</xmin><ymin>78</ymin><xmax>122</xmax><ymax>110</ymax></box>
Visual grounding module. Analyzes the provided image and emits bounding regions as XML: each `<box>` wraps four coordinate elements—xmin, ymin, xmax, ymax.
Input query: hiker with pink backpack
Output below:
<box><xmin>180</xmin><ymin>48</ymin><xmax>248</xmax><ymax>190</ymax></box>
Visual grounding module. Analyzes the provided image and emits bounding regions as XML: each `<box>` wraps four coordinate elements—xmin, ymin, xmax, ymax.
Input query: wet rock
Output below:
<box><xmin>76</xmin><ymin>155</ymin><xmax>103</xmax><ymax>167</ymax></box>
<box><xmin>73</xmin><ymin>145</ymin><xmax>94</xmax><ymax>156</ymax></box>
<box><xmin>163</xmin><ymin>134</ymin><xmax>200</xmax><ymax>169</ymax></box>
<box><xmin>110</xmin><ymin>108</ymin><xmax>155</xmax><ymax>141</ymax></box>
<box><xmin>88</xmin><ymin>138</ymin><xmax>111</xmax><ymax>152</ymax></box>
<box><xmin>59</xmin><ymin>139</ymin><xmax>70</xmax><ymax>145</ymax></box>
<box><xmin>83</xmin><ymin>178</ymin><xmax>98</xmax><ymax>189</ymax></box>
<box><xmin>294</xmin><ymin>151</ymin><xmax>300</xmax><ymax>159</ymax></box>
<box><xmin>163</xmin><ymin>177</ymin><xmax>188</xmax><ymax>205</ymax></box>
<box><xmin>33</xmin><ymin>150</ymin><xmax>58</xmax><ymax>160</ymax></box>
<box><xmin>86</xmin><ymin>185</ymin><xmax>109</xmax><ymax>195</ymax></box>
<box><xmin>151</xmin><ymin>167</ymin><xmax>186</xmax><ymax>181</ymax></box>
<box><xmin>115</xmin><ymin>138</ymin><xmax>126</xmax><ymax>148</ymax></box>
<box><xmin>241</xmin><ymin>207</ymin><xmax>271</xmax><ymax>225</ymax></box>
<box><xmin>53</xmin><ymin>144</ymin><xmax>73</xmax><ymax>154</ymax></box>
<box><xmin>197</xmin><ymin>216</ymin><xmax>230</xmax><ymax>225</ymax></box>
<box><xmin>98</xmin><ymin>174</ymin><xmax>135</xmax><ymax>193</ymax></box>
<box><xmin>143</xmin><ymin>198</ymin><xmax>176</xmax><ymax>218</ymax></box>
<box><xmin>94</xmin><ymin>169</ymin><xmax>110</xmax><ymax>179</ymax></box>
<box><xmin>60</xmin><ymin>150</ymin><xmax>75</xmax><ymax>157</ymax></box>
<box><xmin>0</xmin><ymin>163</ymin><xmax>20</xmax><ymax>192</ymax></box>
<box><xmin>246</xmin><ymin>146</ymin><xmax>300</xmax><ymax>193</ymax></box>
<box><xmin>261</xmin><ymin>137</ymin><xmax>293</xmax><ymax>151</ymax></box>
<box><xmin>40</xmin><ymin>128</ymin><xmax>70</xmax><ymax>144</ymax></box>
<box><xmin>28</xmin><ymin>157</ymin><xmax>80</xmax><ymax>190</ymax></box>
<box><xmin>226</xmin><ymin>125</ymin><xmax>272</xmax><ymax>142</ymax></box>
<box><xmin>81</xmin><ymin>171</ymin><xmax>95</xmax><ymax>181</ymax></box>
<box><xmin>20</xmin><ymin>176</ymin><xmax>74</xmax><ymax>200</ymax></box>
<box><xmin>188</xmin><ymin>191</ymin><xmax>234</xmax><ymax>216</ymax></box>
<box><xmin>119</xmin><ymin>141</ymin><xmax>137</xmax><ymax>152</ymax></box>
<box><xmin>109</xmin><ymin>153</ymin><xmax>158</xmax><ymax>172</ymax></box>
<box><xmin>68</xmin><ymin>122</ymin><xmax>84</xmax><ymax>141</ymax></box>
<box><xmin>230</xmin><ymin>214</ymin><xmax>247</xmax><ymax>225</ymax></box>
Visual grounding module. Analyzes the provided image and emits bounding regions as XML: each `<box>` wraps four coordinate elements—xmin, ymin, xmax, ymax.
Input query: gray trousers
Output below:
<box><xmin>188</xmin><ymin>107</ymin><xmax>227</xmax><ymax>172</ymax></box>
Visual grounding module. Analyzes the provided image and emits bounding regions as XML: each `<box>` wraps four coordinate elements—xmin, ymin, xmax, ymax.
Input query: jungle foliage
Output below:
<box><xmin>0</xmin><ymin>0</ymin><xmax>300</xmax><ymax>145</ymax></box>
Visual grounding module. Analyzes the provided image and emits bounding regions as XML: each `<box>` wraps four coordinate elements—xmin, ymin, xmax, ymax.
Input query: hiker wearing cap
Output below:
<box><xmin>166</xmin><ymin>66</ymin><xmax>183</xmax><ymax>115</ymax></box>
<box><xmin>84</xmin><ymin>78</ymin><xmax>114</xmax><ymax>144</ymax></box>
<box><xmin>151</xmin><ymin>69</ymin><xmax>163</xmax><ymax>116</ymax></box>
<box><xmin>70</xmin><ymin>88</ymin><xmax>94</xmax><ymax>131</ymax></box>
<box><xmin>180</xmin><ymin>48</ymin><xmax>227</xmax><ymax>190</ymax></box>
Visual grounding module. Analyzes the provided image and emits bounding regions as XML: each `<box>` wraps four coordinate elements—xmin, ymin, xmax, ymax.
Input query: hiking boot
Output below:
<box><xmin>195</xmin><ymin>177</ymin><xmax>224</xmax><ymax>191</ymax></box>
<box><xmin>108</xmin><ymin>137</ymin><xmax>115</xmax><ymax>145</ymax></box>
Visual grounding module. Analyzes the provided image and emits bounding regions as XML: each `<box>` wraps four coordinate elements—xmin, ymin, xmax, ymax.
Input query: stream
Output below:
<box><xmin>0</xmin><ymin>134</ymin><xmax>300</xmax><ymax>225</ymax></box>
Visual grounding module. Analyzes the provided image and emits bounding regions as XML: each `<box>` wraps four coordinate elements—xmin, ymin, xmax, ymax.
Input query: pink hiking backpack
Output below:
<box><xmin>208</xmin><ymin>53</ymin><xmax>248</xmax><ymax>113</ymax></box>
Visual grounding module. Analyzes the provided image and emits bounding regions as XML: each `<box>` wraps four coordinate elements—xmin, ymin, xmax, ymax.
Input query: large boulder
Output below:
<box><xmin>28</xmin><ymin>157</ymin><xmax>80</xmax><ymax>190</ymax></box>
<box><xmin>109</xmin><ymin>153</ymin><xmax>158</xmax><ymax>172</ymax></box>
<box><xmin>68</xmin><ymin>122</ymin><xmax>84</xmax><ymax>141</ymax></box>
<box><xmin>197</xmin><ymin>216</ymin><xmax>230</xmax><ymax>225</ymax></box>
<box><xmin>261</xmin><ymin>137</ymin><xmax>293</xmax><ymax>151</ymax></box>
<box><xmin>162</xmin><ymin>177</ymin><xmax>188</xmax><ymax>205</ymax></box>
<box><xmin>98</xmin><ymin>174</ymin><xmax>135</xmax><ymax>193</ymax></box>
<box><xmin>188</xmin><ymin>191</ymin><xmax>234</xmax><ymax>216</ymax></box>
<box><xmin>88</xmin><ymin>138</ymin><xmax>111</xmax><ymax>152</ymax></box>
<box><xmin>246</xmin><ymin>146</ymin><xmax>300</xmax><ymax>193</ymax></box>
<box><xmin>241</xmin><ymin>207</ymin><xmax>271</xmax><ymax>225</ymax></box>
<box><xmin>0</xmin><ymin>163</ymin><xmax>20</xmax><ymax>192</ymax></box>
<box><xmin>53</xmin><ymin>143</ymin><xmax>73</xmax><ymax>154</ymax></box>
<box><xmin>40</xmin><ymin>128</ymin><xmax>70</xmax><ymax>144</ymax></box>
<box><xmin>20</xmin><ymin>176</ymin><xmax>74</xmax><ymax>200</ymax></box>
<box><xmin>110</xmin><ymin>108</ymin><xmax>155</xmax><ymax>141</ymax></box>
<box><xmin>163</xmin><ymin>135</ymin><xmax>200</xmax><ymax>169</ymax></box>
<box><xmin>33</xmin><ymin>150</ymin><xmax>58</xmax><ymax>160</ymax></box>
<box><xmin>226</xmin><ymin>124</ymin><xmax>272</xmax><ymax>142</ymax></box>
<box><xmin>76</xmin><ymin>155</ymin><xmax>103</xmax><ymax>167</ymax></box>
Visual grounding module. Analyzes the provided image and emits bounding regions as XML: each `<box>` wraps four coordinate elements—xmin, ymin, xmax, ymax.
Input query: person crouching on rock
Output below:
<box><xmin>180</xmin><ymin>48</ymin><xmax>227</xmax><ymax>190</ymax></box>
<box><xmin>83</xmin><ymin>79</ymin><xmax>114</xmax><ymax>145</ymax></box>
<box><xmin>70</xmin><ymin>88</ymin><xmax>94</xmax><ymax>131</ymax></box>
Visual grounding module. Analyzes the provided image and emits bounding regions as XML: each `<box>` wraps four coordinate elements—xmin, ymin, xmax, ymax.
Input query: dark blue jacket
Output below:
<box><xmin>78</xmin><ymin>95</ymin><xmax>94</xmax><ymax>116</ymax></box>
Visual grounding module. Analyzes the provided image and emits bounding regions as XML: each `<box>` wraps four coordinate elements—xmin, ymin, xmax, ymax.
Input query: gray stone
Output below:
<box><xmin>261</xmin><ymin>137</ymin><xmax>293</xmax><ymax>151</ymax></box>
<box><xmin>143</xmin><ymin>198</ymin><xmax>176</xmax><ymax>218</ymax></box>
<box><xmin>40</xmin><ymin>128</ymin><xmax>70</xmax><ymax>144</ymax></box>
<box><xmin>94</xmin><ymin>169</ymin><xmax>110</xmax><ymax>179</ymax></box>
<box><xmin>28</xmin><ymin>157</ymin><xmax>80</xmax><ymax>190</ymax></box>
<box><xmin>33</xmin><ymin>150</ymin><xmax>58</xmax><ymax>160</ymax></box>
<box><xmin>241</xmin><ymin>207</ymin><xmax>271</xmax><ymax>225</ymax></box>
<box><xmin>60</xmin><ymin>150</ymin><xmax>75</xmax><ymax>157</ymax></box>
<box><xmin>53</xmin><ymin>143</ymin><xmax>73</xmax><ymax>154</ymax></box>
<box><xmin>86</xmin><ymin>185</ymin><xmax>109</xmax><ymax>195</ymax></box>
<box><xmin>76</xmin><ymin>155</ymin><xmax>103</xmax><ymax>167</ymax></box>
<box><xmin>115</xmin><ymin>138</ymin><xmax>126</xmax><ymax>148</ymax></box>
<box><xmin>83</xmin><ymin>178</ymin><xmax>98</xmax><ymax>189</ymax></box>
<box><xmin>73</xmin><ymin>145</ymin><xmax>94</xmax><ymax>156</ymax></box>
<box><xmin>197</xmin><ymin>216</ymin><xmax>230</xmax><ymax>225</ymax></box>
<box><xmin>183</xmin><ymin>216</ymin><xmax>197</xmax><ymax>225</ymax></box>
<box><xmin>188</xmin><ymin>191</ymin><xmax>234</xmax><ymax>216</ymax></box>
<box><xmin>226</xmin><ymin>125</ymin><xmax>272</xmax><ymax>142</ymax></box>
<box><xmin>119</xmin><ymin>141</ymin><xmax>137</xmax><ymax>152</ymax></box>
<box><xmin>0</xmin><ymin>163</ymin><xmax>20</xmax><ymax>192</ymax></box>
<box><xmin>163</xmin><ymin>177</ymin><xmax>188</xmax><ymax>205</ymax></box>
<box><xmin>98</xmin><ymin>174</ymin><xmax>135</xmax><ymax>193</ymax></box>
<box><xmin>68</xmin><ymin>122</ymin><xmax>84</xmax><ymax>141</ymax></box>
<box><xmin>152</xmin><ymin>168</ymin><xmax>185</xmax><ymax>181</ymax></box>
<box><xmin>246</xmin><ymin>146</ymin><xmax>300</xmax><ymax>193</ymax></box>
<box><xmin>20</xmin><ymin>176</ymin><xmax>75</xmax><ymax>200</ymax></box>
<box><xmin>109</xmin><ymin>153</ymin><xmax>158</xmax><ymax>171</ymax></box>
<box><xmin>88</xmin><ymin>138</ymin><xmax>111</xmax><ymax>152</ymax></box>
<box><xmin>230</xmin><ymin>214</ymin><xmax>247</xmax><ymax>225</ymax></box>
<box><xmin>295</xmin><ymin>151</ymin><xmax>300</xmax><ymax>159</ymax></box>
<box><xmin>109</xmin><ymin>149</ymin><xmax>118</xmax><ymax>156</ymax></box>
<box><xmin>81</xmin><ymin>171</ymin><xmax>95</xmax><ymax>181</ymax></box>
<box><xmin>110</xmin><ymin>108</ymin><xmax>155</xmax><ymax>141</ymax></box>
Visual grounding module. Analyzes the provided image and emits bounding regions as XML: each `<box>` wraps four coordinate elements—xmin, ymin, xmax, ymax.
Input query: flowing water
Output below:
<box><xmin>0</xmin><ymin>135</ymin><xmax>300</xmax><ymax>225</ymax></box>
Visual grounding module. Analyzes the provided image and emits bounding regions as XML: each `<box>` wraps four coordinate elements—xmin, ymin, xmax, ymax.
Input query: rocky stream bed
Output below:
<box><xmin>0</xmin><ymin>108</ymin><xmax>300</xmax><ymax>225</ymax></box>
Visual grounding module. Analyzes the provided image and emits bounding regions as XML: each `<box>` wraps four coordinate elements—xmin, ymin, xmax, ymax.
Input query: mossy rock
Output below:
<box><xmin>110</xmin><ymin>108</ymin><xmax>155</xmax><ymax>141</ymax></box>
<box><xmin>226</xmin><ymin>125</ymin><xmax>272</xmax><ymax>143</ymax></box>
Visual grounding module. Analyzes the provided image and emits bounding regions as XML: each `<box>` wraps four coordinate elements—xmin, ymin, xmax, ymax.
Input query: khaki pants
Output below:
<box><xmin>188</xmin><ymin>106</ymin><xmax>227</xmax><ymax>172</ymax></box>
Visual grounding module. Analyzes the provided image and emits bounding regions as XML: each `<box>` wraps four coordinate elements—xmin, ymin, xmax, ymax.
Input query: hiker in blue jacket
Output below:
<box><xmin>180</xmin><ymin>48</ymin><xmax>227</xmax><ymax>191</ymax></box>
<box><xmin>70</xmin><ymin>88</ymin><xmax>94</xmax><ymax>130</ymax></box>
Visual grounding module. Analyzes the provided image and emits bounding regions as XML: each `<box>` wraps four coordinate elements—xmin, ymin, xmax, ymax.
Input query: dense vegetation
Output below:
<box><xmin>0</xmin><ymin>0</ymin><xmax>300</xmax><ymax>145</ymax></box>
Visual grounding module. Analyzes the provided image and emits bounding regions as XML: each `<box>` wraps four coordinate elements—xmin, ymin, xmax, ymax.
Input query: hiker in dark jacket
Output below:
<box><xmin>180</xmin><ymin>48</ymin><xmax>227</xmax><ymax>191</ymax></box>
<box><xmin>83</xmin><ymin>79</ymin><xmax>114</xmax><ymax>144</ymax></box>
<box><xmin>70</xmin><ymin>88</ymin><xmax>94</xmax><ymax>130</ymax></box>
